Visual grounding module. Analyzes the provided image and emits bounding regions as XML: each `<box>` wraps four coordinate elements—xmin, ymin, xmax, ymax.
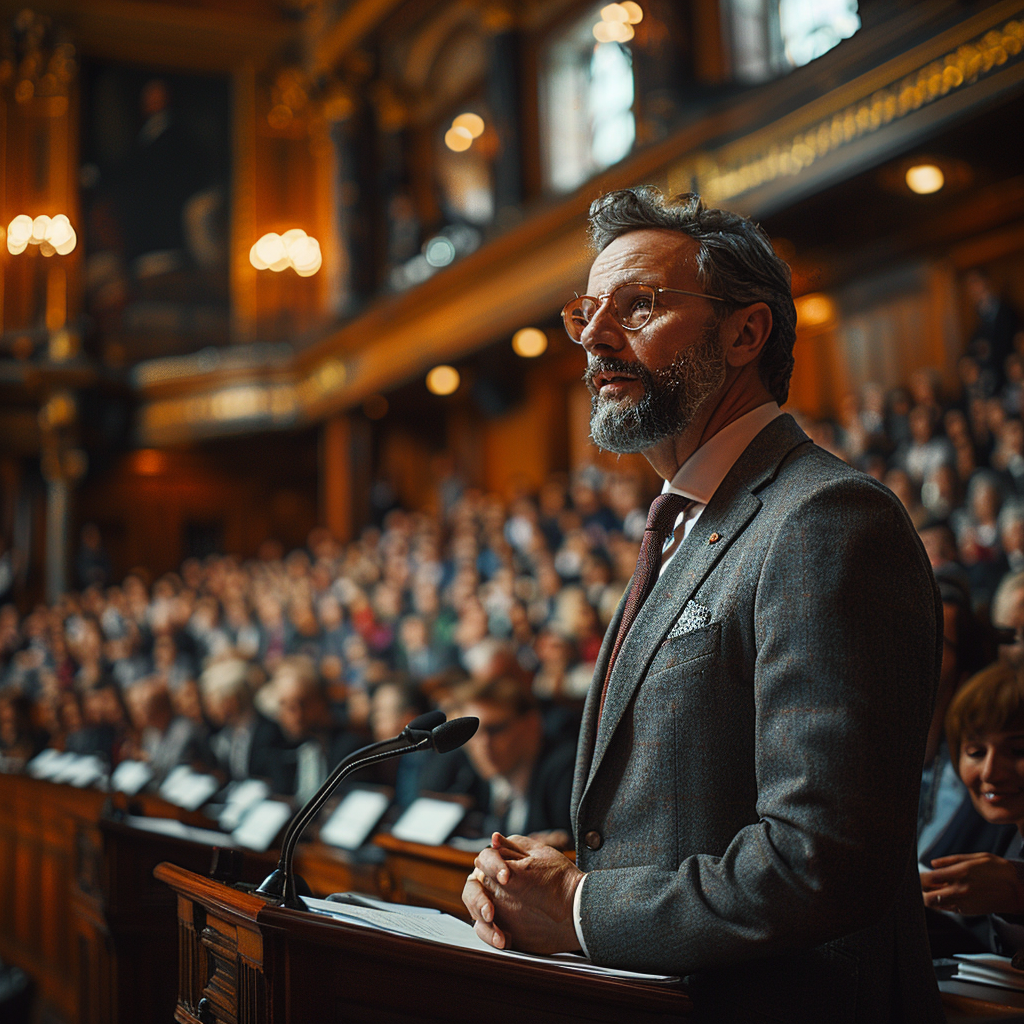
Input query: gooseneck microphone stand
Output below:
<box><xmin>255</xmin><ymin>712</ymin><xmax>479</xmax><ymax>909</ymax></box>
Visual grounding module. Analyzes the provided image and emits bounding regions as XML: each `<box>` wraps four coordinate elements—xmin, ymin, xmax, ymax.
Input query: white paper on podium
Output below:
<box><xmin>954</xmin><ymin>953</ymin><xmax>1024</xmax><ymax>991</ymax></box>
<box><xmin>301</xmin><ymin>897</ymin><xmax>678</xmax><ymax>983</ymax></box>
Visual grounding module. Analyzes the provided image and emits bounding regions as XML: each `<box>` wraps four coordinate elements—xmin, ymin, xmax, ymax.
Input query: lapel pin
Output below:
<box><xmin>708</xmin><ymin>532</ymin><xmax>721</xmax><ymax>544</ymax></box>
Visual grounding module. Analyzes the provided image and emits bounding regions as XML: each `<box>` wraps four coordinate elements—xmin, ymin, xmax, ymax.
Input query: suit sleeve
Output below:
<box><xmin>578</xmin><ymin>478</ymin><xmax>941</xmax><ymax>973</ymax></box>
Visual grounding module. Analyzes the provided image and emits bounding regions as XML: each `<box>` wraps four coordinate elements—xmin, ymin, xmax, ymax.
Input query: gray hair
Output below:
<box><xmin>993</xmin><ymin>570</ymin><xmax>1024</xmax><ymax>629</ymax></box>
<box><xmin>1000</xmin><ymin>499</ymin><xmax>1024</xmax><ymax>535</ymax></box>
<box><xmin>587</xmin><ymin>188</ymin><xmax>798</xmax><ymax>405</ymax></box>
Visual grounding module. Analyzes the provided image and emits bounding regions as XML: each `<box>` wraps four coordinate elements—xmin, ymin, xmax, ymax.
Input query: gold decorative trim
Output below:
<box><xmin>134</xmin><ymin>4</ymin><xmax>1024</xmax><ymax>444</ymax></box>
<box><xmin>679</xmin><ymin>15</ymin><xmax>1024</xmax><ymax>205</ymax></box>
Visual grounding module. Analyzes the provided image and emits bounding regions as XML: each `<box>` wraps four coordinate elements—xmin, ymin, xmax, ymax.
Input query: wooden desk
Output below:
<box><xmin>371</xmin><ymin>833</ymin><xmax>478</xmax><ymax>917</ymax></box>
<box><xmin>156</xmin><ymin>862</ymin><xmax>692</xmax><ymax>1024</ymax></box>
<box><xmin>0</xmin><ymin>772</ymin><xmax>508</xmax><ymax>1022</ymax></box>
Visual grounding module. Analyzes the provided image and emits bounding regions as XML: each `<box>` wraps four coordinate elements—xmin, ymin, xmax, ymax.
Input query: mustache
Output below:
<box><xmin>583</xmin><ymin>357</ymin><xmax>654</xmax><ymax>396</ymax></box>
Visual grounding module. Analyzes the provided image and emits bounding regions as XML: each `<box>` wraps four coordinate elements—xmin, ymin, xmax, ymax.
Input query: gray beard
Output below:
<box><xmin>586</xmin><ymin>327</ymin><xmax>726</xmax><ymax>455</ymax></box>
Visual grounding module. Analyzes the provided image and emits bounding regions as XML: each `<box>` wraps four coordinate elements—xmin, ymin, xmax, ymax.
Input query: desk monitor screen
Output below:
<box><xmin>390</xmin><ymin>797</ymin><xmax>466</xmax><ymax>846</ymax></box>
<box><xmin>111</xmin><ymin>759</ymin><xmax>154</xmax><ymax>796</ymax></box>
<box><xmin>231</xmin><ymin>799</ymin><xmax>293</xmax><ymax>851</ymax></box>
<box><xmin>218</xmin><ymin>778</ymin><xmax>272</xmax><ymax>831</ymax></box>
<box><xmin>27</xmin><ymin>749</ymin><xmax>65</xmax><ymax>779</ymax></box>
<box><xmin>319</xmin><ymin>788</ymin><xmax>391</xmax><ymax>850</ymax></box>
<box><xmin>160</xmin><ymin>767</ymin><xmax>221</xmax><ymax>811</ymax></box>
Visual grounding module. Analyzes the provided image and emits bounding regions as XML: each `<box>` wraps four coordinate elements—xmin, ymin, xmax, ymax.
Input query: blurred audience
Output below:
<box><xmin>14</xmin><ymin>323</ymin><xmax>1024</xmax><ymax>886</ymax></box>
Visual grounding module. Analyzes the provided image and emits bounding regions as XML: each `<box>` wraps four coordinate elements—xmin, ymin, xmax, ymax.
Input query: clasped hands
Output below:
<box><xmin>461</xmin><ymin>832</ymin><xmax>585</xmax><ymax>954</ymax></box>
<box><xmin>921</xmin><ymin>852</ymin><xmax>1024</xmax><ymax>916</ymax></box>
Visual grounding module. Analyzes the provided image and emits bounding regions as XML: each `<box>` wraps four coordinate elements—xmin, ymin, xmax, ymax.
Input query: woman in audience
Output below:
<box><xmin>921</xmin><ymin>661</ymin><xmax>1024</xmax><ymax>953</ymax></box>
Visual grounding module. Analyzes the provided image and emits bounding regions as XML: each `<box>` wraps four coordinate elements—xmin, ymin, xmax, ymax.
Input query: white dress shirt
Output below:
<box><xmin>572</xmin><ymin>401</ymin><xmax>782</xmax><ymax>956</ymax></box>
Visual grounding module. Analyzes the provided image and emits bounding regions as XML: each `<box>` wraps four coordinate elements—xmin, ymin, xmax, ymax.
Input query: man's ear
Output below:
<box><xmin>723</xmin><ymin>303</ymin><xmax>773</xmax><ymax>368</ymax></box>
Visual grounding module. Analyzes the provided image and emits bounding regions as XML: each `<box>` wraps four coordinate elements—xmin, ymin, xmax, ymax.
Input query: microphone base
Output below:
<box><xmin>254</xmin><ymin>868</ymin><xmax>312</xmax><ymax>910</ymax></box>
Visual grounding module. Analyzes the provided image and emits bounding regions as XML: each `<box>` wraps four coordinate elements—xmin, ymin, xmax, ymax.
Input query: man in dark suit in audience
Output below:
<box><xmin>464</xmin><ymin>188</ymin><xmax>943</xmax><ymax>1022</ymax></box>
<box><xmin>447</xmin><ymin>677</ymin><xmax>575</xmax><ymax>842</ymax></box>
<box><xmin>201</xmin><ymin>657</ymin><xmax>288</xmax><ymax>784</ymax></box>
<box><xmin>261</xmin><ymin>655</ymin><xmax>361</xmax><ymax>801</ymax></box>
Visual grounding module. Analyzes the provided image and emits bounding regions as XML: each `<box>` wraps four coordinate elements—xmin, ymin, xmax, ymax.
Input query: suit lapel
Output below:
<box><xmin>578</xmin><ymin>415</ymin><xmax>811</xmax><ymax>808</ymax></box>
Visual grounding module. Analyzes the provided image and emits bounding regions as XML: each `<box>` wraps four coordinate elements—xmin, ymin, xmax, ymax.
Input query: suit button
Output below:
<box><xmin>584</xmin><ymin>830</ymin><xmax>602</xmax><ymax>850</ymax></box>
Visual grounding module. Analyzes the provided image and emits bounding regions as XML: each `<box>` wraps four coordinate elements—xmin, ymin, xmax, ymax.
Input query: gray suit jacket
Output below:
<box><xmin>572</xmin><ymin>415</ymin><xmax>944</xmax><ymax>1023</ymax></box>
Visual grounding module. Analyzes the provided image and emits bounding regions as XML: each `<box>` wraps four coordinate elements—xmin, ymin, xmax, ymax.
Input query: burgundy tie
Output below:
<box><xmin>599</xmin><ymin>492</ymin><xmax>693</xmax><ymax>719</ymax></box>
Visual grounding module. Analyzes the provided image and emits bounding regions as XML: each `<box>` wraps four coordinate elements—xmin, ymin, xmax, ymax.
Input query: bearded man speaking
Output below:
<box><xmin>463</xmin><ymin>189</ymin><xmax>943</xmax><ymax>1023</ymax></box>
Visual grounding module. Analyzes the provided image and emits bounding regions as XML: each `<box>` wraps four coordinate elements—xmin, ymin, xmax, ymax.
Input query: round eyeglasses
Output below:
<box><xmin>561</xmin><ymin>282</ymin><xmax>727</xmax><ymax>343</ymax></box>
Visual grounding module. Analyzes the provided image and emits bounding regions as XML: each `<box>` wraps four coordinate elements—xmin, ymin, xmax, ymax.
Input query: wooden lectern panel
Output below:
<box><xmin>156</xmin><ymin>862</ymin><xmax>691</xmax><ymax>1024</ymax></box>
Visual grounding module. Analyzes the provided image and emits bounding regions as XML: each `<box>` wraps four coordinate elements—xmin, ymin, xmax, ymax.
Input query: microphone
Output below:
<box><xmin>254</xmin><ymin>715</ymin><xmax>479</xmax><ymax>909</ymax></box>
<box><xmin>401</xmin><ymin>710</ymin><xmax>446</xmax><ymax>741</ymax></box>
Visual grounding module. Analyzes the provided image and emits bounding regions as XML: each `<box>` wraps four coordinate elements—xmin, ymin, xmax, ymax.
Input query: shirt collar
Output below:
<box><xmin>663</xmin><ymin>402</ymin><xmax>782</xmax><ymax>505</ymax></box>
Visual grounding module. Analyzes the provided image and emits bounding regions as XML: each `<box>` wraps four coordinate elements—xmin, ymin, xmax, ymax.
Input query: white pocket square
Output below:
<box><xmin>667</xmin><ymin>601</ymin><xmax>711</xmax><ymax>639</ymax></box>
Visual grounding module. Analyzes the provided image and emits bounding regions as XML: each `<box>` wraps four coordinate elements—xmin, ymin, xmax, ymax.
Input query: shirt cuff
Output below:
<box><xmin>572</xmin><ymin>872</ymin><xmax>590</xmax><ymax>958</ymax></box>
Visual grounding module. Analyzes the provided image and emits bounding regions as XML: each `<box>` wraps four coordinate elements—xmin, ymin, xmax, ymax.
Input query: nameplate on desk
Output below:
<box><xmin>390</xmin><ymin>797</ymin><xmax>465</xmax><ymax>846</ymax></box>
<box><xmin>111</xmin><ymin>759</ymin><xmax>154</xmax><ymax>796</ymax></box>
<box><xmin>159</xmin><ymin>766</ymin><xmax>220</xmax><ymax>811</ymax></box>
<box><xmin>319</xmin><ymin>789</ymin><xmax>390</xmax><ymax>850</ymax></box>
<box><xmin>231</xmin><ymin>799</ymin><xmax>292</xmax><ymax>851</ymax></box>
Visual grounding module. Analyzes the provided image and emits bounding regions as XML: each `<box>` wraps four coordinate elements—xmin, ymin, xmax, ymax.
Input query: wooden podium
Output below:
<box><xmin>155</xmin><ymin>862</ymin><xmax>692</xmax><ymax>1024</ymax></box>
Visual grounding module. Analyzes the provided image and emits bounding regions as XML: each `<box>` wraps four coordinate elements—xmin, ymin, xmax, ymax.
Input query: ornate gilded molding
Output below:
<box><xmin>678</xmin><ymin>10</ymin><xmax>1024</xmax><ymax>208</ymax></box>
<box><xmin>134</xmin><ymin>2</ymin><xmax>1024</xmax><ymax>444</ymax></box>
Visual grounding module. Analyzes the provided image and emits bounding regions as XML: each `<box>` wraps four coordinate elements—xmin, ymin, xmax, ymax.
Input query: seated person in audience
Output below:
<box><xmin>72</xmin><ymin>680</ymin><xmax>129</xmax><ymax>764</ymax></box>
<box><xmin>264</xmin><ymin>655</ymin><xmax>362</xmax><ymax>802</ymax></box>
<box><xmin>919</xmin><ymin>576</ymin><xmax>998</xmax><ymax>861</ymax></box>
<box><xmin>123</xmin><ymin>677</ymin><xmax>212</xmax><ymax>780</ymax></box>
<box><xmin>921</xmin><ymin>662</ymin><xmax>1024</xmax><ymax>954</ymax></box>
<box><xmin>449</xmin><ymin>676</ymin><xmax>575</xmax><ymax>846</ymax></box>
<box><xmin>355</xmin><ymin>676</ymin><xmax>434</xmax><ymax>807</ymax></box>
<box><xmin>201</xmin><ymin>657</ymin><xmax>287</xmax><ymax>784</ymax></box>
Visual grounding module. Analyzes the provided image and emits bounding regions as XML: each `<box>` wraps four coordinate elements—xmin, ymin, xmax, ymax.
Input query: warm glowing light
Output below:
<box><xmin>620</xmin><ymin>1</ymin><xmax>643</xmax><ymax>22</ymax></box>
<box><xmin>7</xmin><ymin>215</ymin><xmax>32</xmax><ymax>246</ymax></box>
<box><xmin>905</xmin><ymin>164</ymin><xmax>945</xmax><ymax>195</ymax></box>
<box><xmin>444</xmin><ymin>126</ymin><xmax>473</xmax><ymax>152</ymax></box>
<box><xmin>254</xmin><ymin>232</ymin><xmax>285</xmax><ymax>267</ymax></box>
<box><xmin>593</xmin><ymin>19</ymin><xmax>633</xmax><ymax>42</ymax></box>
<box><xmin>30</xmin><ymin>215</ymin><xmax>51</xmax><ymax>244</ymax></box>
<box><xmin>249</xmin><ymin>242</ymin><xmax>269</xmax><ymax>270</ymax></box>
<box><xmin>426</xmin><ymin>365</ymin><xmax>460</xmax><ymax>395</ymax></box>
<box><xmin>290</xmin><ymin>237</ymin><xmax>320</xmax><ymax>269</ymax></box>
<box><xmin>795</xmin><ymin>293</ymin><xmax>836</xmax><ymax>327</ymax></box>
<box><xmin>250</xmin><ymin>229</ymin><xmax>321</xmax><ymax>275</ymax></box>
<box><xmin>512</xmin><ymin>328</ymin><xmax>548</xmax><ymax>358</ymax></box>
<box><xmin>45</xmin><ymin>214</ymin><xmax>76</xmax><ymax>255</ymax></box>
<box><xmin>452</xmin><ymin>112</ymin><xmax>485</xmax><ymax>138</ymax></box>
<box><xmin>601</xmin><ymin>3</ymin><xmax>629</xmax><ymax>22</ymax></box>
<box><xmin>7</xmin><ymin>213</ymin><xmax>76</xmax><ymax>255</ymax></box>
<box><xmin>281</xmin><ymin>227</ymin><xmax>308</xmax><ymax>249</ymax></box>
